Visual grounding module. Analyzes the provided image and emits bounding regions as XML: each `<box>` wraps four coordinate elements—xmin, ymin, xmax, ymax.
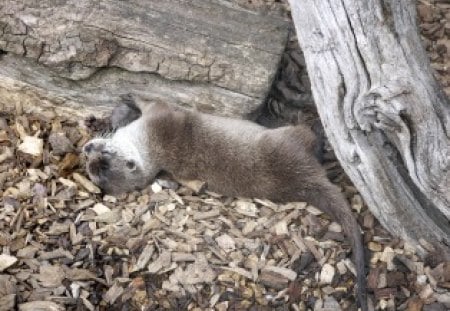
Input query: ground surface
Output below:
<box><xmin>0</xmin><ymin>1</ymin><xmax>449</xmax><ymax>311</ymax></box>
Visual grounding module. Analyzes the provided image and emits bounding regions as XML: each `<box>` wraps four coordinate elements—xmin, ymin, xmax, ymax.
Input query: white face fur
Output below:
<box><xmin>83</xmin><ymin>119</ymin><xmax>156</xmax><ymax>194</ymax></box>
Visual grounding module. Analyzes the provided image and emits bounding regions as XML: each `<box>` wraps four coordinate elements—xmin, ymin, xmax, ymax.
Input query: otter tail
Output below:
<box><xmin>303</xmin><ymin>184</ymin><xmax>368</xmax><ymax>311</ymax></box>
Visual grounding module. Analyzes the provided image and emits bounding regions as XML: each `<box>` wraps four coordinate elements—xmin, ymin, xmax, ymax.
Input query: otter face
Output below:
<box><xmin>82</xmin><ymin>138</ymin><xmax>150</xmax><ymax>195</ymax></box>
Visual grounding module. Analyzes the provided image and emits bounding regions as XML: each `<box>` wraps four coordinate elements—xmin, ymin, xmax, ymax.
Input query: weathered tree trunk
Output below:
<box><xmin>288</xmin><ymin>0</ymin><xmax>450</xmax><ymax>256</ymax></box>
<box><xmin>0</xmin><ymin>0</ymin><xmax>289</xmax><ymax>118</ymax></box>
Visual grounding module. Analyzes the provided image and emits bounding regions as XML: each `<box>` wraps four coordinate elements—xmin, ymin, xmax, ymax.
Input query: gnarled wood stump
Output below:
<box><xmin>288</xmin><ymin>0</ymin><xmax>450</xmax><ymax>256</ymax></box>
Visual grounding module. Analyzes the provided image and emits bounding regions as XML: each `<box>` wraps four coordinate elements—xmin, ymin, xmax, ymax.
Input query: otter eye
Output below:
<box><xmin>126</xmin><ymin>160</ymin><xmax>136</xmax><ymax>170</ymax></box>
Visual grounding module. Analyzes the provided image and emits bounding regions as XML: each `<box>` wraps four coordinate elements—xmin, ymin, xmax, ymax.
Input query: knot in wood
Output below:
<box><xmin>355</xmin><ymin>79</ymin><xmax>412</xmax><ymax>133</ymax></box>
<box><xmin>39</xmin><ymin>37</ymin><xmax>118</xmax><ymax>80</ymax></box>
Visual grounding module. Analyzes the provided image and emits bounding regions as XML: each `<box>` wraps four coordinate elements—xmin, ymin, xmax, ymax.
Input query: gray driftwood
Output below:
<box><xmin>288</xmin><ymin>0</ymin><xmax>450</xmax><ymax>256</ymax></box>
<box><xmin>0</xmin><ymin>0</ymin><xmax>289</xmax><ymax>118</ymax></box>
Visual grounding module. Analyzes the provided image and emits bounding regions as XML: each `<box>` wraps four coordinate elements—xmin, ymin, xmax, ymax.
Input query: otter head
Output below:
<box><xmin>82</xmin><ymin>128</ymin><xmax>156</xmax><ymax>195</ymax></box>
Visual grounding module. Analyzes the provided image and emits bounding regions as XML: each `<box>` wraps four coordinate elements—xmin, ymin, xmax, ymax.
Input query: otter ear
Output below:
<box><xmin>126</xmin><ymin>160</ymin><xmax>136</xmax><ymax>171</ymax></box>
<box><xmin>111</xmin><ymin>95</ymin><xmax>142</xmax><ymax>129</ymax></box>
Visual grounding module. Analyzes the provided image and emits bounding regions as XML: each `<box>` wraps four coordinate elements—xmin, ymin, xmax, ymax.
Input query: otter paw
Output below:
<box><xmin>84</xmin><ymin>115</ymin><xmax>112</xmax><ymax>134</ymax></box>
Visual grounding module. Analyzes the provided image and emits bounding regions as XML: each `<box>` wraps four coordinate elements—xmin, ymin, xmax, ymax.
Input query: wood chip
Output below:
<box><xmin>92</xmin><ymin>203</ymin><xmax>112</xmax><ymax>215</ymax></box>
<box><xmin>72</xmin><ymin>173</ymin><xmax>101</xmax><ymax>194</ymax></box>
<box><xmin>328</xmin><ymin>222</ymin><xmax>342</xmax><ymax>233</ymax></box>
<box><xmin>262</xmin><ymin>266</ymin><xmax>297</xmax><ymax>281</ymax></box>
<box><xmin>320</xmin><ymin>264</ymin><xmax>335</xmax><ymax>284</ymax></box>
<box><xmin>38</xmin><ymin>265</ymin><xmax>65</xmax><ymax>287</ymax></box>
<box><xmin>39</xmin><ymin>248</ymin><xmax>74</xmax><ymax>260</ymax></box>
<box><xmin>374</xmin><ymin>287</ymin><xmax>397</xmax><ymax>300</ymax></box>
<box><xmin>49</xmin><ymin>132</ymin><xmax>74</xmax><ymax>155</ymax></box>
<box><xmin>221</xmin><ymin>266</ymin><xmax>253</xmax><ymax>279</ymax></box>
<box><xmin>407</xmin><ymin>297</ymin><xmax>424</xmax><ymax>311</ymax></box>
<box><xmin>47</xmin><ymin>222</ymin><xmax>70</xmax><ymax>235</ymax></box>
<box><xmin>304</xmin><ymin>238</ymin><xmax>323</xmax><ymax>261</ymax></box>
<box><xmin>419</xmin><ymin>284</ymin><xmax>434</xmax><ymax>299</ymax></box>
<box><xmin>242</xmin><ymin>220</ymin><xmax>258</xmax><ymax>235</ymax></box>
<box><xmin>306</xmin><ymin>205</ymin><xmax>323</xmax><ymax>215</ymax></box>
<box><xmin>193</xmin><ymin>209</ymin><xmax>220</xmax><ymax>220</ymax></box>
<box><xmin>179</xmin><ymin>254</ymin><xmax>216</xmax><ymax>285</ymax></box>
<box><xmin>368</xmin><ymin>241</ymin><xmax>382</xmax><ymax>252</ymax></box>
<box><xmin>131</xmin><ymin>244</ymin><xmax>155</xmax><ymax>272</ymax></box>
<box><xmin>177</xmin><ymin>179</ymin><xmax>206</xmax><ymax>193</ymax></box>
<box><xmin>151</xmin><ymin>182</ymin><xmax>163</xmax><ymax>193</ymax></box>
<box><xmin>94</xmin><ymin>210</ymin><xmax>121</xmax><ymax>223</ymax></box>
<box><xmin>235</xmin><ymin>201</ymin><xmax>258</xmax><ymax>217</ymax></box>
<box><xmin>259</xmin><ymin>269</ymin><xmax>289</xmax><ymax>289</ymax></box>
<box><xmin>273</xmin><ymin>220</ymin><xmax>289</xmax><ymax>236</ymax></box>
<box><xmin>65</xmin><ymin>268</ymin><xmax>98</xmax><ymax>281</ymax></box>
<box><xmin>0</xmin><ymin>254</ymin><xmax>17</xmax><ymax>272</ymax></box>
<box><xmin>215</xmin><ymin>234</ymin><xmax>236</xmax><ymax>253</ymax></box>
<box><xmin>380</xmin><ymin>246</ymin><xmax>396</xmax><ymax>270</ymax></box>
<box><xmin>18</xmin><ymin>135</ymin><xmax>43</xmax><ymax>157</ymax></box>
<box><xmin>148</xmin><ymin>251</ymin><xmax>171</xmax><ymax>274</ymax></box>
<box><xmin>172</xmin><ymin>252</ymin><xmax>196</xmax><ymax>262</ymax></box>
<box><xmin>103</xmin><ymin>282</ymin><xmax>124</xmax><ymax>304</ymax></box>
<box><xmin>314</xmin><ymin>296</ymin><xmax>342</xmax><ymax>311</ymax></box>
<box><xmin>18</xmin><ymin>301</ymin><xmax>65</xmax><ymax>311</ymax></box>
<box><xmin>0</xmin><ymin>147</ymin><xmax>13</xmax><ymax>163</ymax></box>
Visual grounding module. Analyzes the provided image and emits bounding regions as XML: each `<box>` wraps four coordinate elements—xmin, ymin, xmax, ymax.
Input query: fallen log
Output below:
<box><xmin>0</xmin><ymin>0</ymin><xmax>289</xmax><ymax>118</ymax></box>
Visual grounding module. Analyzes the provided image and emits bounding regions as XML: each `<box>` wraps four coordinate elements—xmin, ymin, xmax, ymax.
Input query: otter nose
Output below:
<box><xmin>83</xmin><ymin>142</ymin><xmax>96</xmax><ymax>154</ymax></box>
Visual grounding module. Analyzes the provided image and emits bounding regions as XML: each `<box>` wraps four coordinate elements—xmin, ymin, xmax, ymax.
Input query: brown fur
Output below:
<box><xmin>83</xmin><ymin>99</ymin><xmax>368</xmax><ymax>310</ymax></box>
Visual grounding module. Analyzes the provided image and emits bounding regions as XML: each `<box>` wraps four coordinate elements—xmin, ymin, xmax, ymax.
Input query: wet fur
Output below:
<box><xmin>84</xmin><ymin>98</ymin><xmax>368</xmax><ymax>311</ymax></box>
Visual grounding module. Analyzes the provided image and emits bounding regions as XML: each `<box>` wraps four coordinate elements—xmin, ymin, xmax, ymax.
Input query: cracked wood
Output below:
<box><xmin>0</xmin><ymin>0</ymin><xmax>289</xmax><ymax>117</ymax></box>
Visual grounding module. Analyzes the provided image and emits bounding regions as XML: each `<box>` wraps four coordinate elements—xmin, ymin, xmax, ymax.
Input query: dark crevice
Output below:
<box><xmin>61</xmin><ymin>64</ymin><xmax>257</xmax><ymax>101</ymax></box>
<box><xmin>396</xmin><ymin>157</ymin><xmax>450</xmax><ymax>242</ymax></box>
<box><xmin>249</xmin><ymin>29</ymin><xmax>292</xmax><ymax>125</ymax></box>
<box><xmin>383</xmin><ymin>133</ymin><xmax>450</xmax><ymax>242</ymax></box>
<box><xmin>433</xmin><ymin>91</ymin><xmax>450</xmax><ymax>138</ymax></box>
<box><xmin>398</xmin><ymin>109</ymin><xmax>417</xmax><ymax>177</ymax></box>
<box><xmin>331</xmin><ymin>53</ymin><xmax>348</xmax><ymax>122</ymax></box>
<box><xmin>21</xmin><ymin>38</ymin><xmax>27</xmax><ymax>57</ymax></box>
<box><xmin>0</xmin><ymin>49</ymin><xmax>6</xmax><ymax>61</ymax></box>
<box><xmin>250</xmin><ymin>27</ymin><xmax>318</xmax><ymax>128</ymax></box>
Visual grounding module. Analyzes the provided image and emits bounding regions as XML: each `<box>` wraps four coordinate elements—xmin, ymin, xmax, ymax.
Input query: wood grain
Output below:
<box><xmin>0</xmin><ymin>0</ymin><xmax>289</xmax><ymax>117</ymax></box>
<box><xmin>288</xmin><ymin>0</ymin><xmax>450</xmax><ymax>256</ymax></box>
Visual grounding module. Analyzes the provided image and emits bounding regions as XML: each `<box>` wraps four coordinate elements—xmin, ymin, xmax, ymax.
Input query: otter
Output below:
<box><xmin>83</xmin><ymin>97</ymin><xmax>368</xmax><ymax>311</ymax></box>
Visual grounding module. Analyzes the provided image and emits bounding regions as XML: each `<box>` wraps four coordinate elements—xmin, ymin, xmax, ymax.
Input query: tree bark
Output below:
<box><xmin>0</xmin><ymin>0</ymin><xmax>289</xmax><ymax>118</ymax></box>
<box><xmin>288</xmin><ymin>0</ymin><xmax>450</xmax><ymax>256</ymax></box>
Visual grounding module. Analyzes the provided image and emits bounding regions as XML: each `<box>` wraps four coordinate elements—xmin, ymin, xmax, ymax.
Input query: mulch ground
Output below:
<box><xmin>0</xmin><ymin>1</ymin><xmax>448</xmax><ymax>310</ymax></box>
